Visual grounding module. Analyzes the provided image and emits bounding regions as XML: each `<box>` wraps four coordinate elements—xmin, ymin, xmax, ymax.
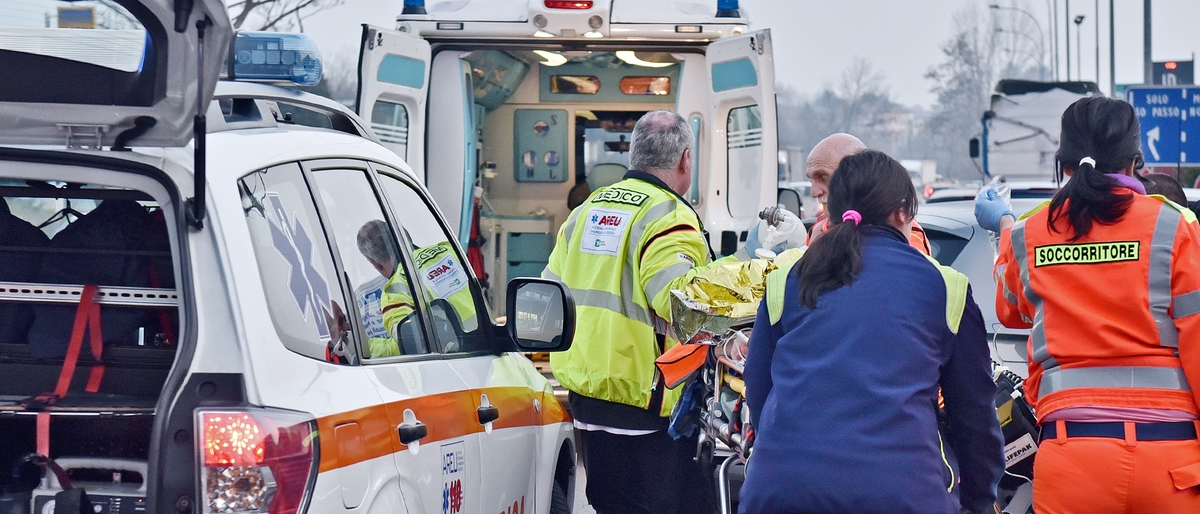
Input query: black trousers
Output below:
<box><xmin>579</xmin><ymin>428</ymin><xmax>717</xmax><ymax>514</ymax></box>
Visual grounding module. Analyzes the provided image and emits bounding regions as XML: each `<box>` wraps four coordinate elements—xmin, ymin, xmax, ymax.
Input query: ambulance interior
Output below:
<box><xmin>373</xmin><ymin>47</ymin><xmax>693</xmax><ymax>308</ymax></box>
<box><xmin>0</xmin><ymin>181</ymin><xmax>178</xmax><ymax>489</ymax></box>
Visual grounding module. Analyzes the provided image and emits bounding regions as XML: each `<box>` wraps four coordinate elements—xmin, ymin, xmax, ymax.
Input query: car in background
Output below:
<box><xmin>916</xmin><ymin>198</ymin><xmax>1049</xmax><ymax>377</ymax></box>
<box><xmin>778</xmin><ymin>180</ymin><xmax>818</xmax><ymax>220</ymax></box>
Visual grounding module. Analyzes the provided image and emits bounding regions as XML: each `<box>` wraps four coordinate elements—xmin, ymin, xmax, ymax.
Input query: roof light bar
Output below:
<box><xmin>716</xmin><ymin>0</ymin><xmax>740</xmax><ymax>18</ymax></box>
<box><xmin>402</xmin><ymin>0</ymin><xmax>427</xmax><ymax>15</ymax></box>
<box><xmin>228</xmin><ymin>32</ymin><xmax>323</xmax><ymax>87</ymax></box>
<box><xmin>545</xmin><ymin>1</ymin><xmax>593</xmax><ymax>9</ymax></box>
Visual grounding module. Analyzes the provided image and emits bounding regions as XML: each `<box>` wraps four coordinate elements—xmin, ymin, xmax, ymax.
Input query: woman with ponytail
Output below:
<box><xmin>980</xmin><ymin>96</ymin><xmax>1200</xmax><ymax>512</ymax></box>
<box><xmin>740</xmin><ymin>150</ymin><xmax>1004</xmax><ymax>514</ymax></box>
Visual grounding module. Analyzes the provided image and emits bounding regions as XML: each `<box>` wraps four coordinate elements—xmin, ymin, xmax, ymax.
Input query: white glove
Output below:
<box><xmin>759</xmin><ymin>209</ymin><xmax>807</xmax><ymax>250</ymax></box>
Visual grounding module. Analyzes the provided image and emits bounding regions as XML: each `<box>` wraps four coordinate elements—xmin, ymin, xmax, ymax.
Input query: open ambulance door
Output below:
<box><xmin>424</xmin><ymin>53</ymin><xmax>477</xmax><ymax>246</ymax></box>
<box><xmin>705</xmin><ymin>29</ymin><xmax>778</xmax><ymax>256</ymax></box>
<box><xmin>357</xmin><ymin>25</ymin><xmax>430</xmax><ymax>179</ymax></box>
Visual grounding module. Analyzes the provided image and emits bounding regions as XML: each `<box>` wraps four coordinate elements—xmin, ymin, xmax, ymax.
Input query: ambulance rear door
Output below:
<box><xmin>356</xmin><ymin>25</ymin><xmax>430</xmax><ymax>179</ymax></box>
<box><xmin>705</xmin><ymin>29</ymin><xmax>778</xmax><ymax>255</ymax></box>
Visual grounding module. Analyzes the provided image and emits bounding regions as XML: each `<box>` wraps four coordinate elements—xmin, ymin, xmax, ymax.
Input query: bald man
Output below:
<box><xmin>805</xmin><ymin>133</ymin><xmax>931</xmax><ymax>254</ymax></box>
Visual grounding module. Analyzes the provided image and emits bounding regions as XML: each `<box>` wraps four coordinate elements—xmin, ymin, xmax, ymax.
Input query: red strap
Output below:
<box><xmin>54</xmin><ymin>284</ymin><xmax>98</xmax><ymax>397</ymax></box>
<box><xmin>37</xmin><ymin>284</ymin><xmax>104</xmax><ymax>460</ymax></box>
<box><xmin>37</xmin><ymin>412</ymin><xmax>50</xmax><ymax>457</ymax></box>
<box><xmin>84</xmin><ymin>295</ymin><xmax>104</xmax><ymax>393</ymax></box>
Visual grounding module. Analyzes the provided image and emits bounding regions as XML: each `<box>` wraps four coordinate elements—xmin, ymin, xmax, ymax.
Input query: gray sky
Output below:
<box><xmin>299</xmin><ymin>0</ymin><xmax>1200</xmax><ymax>107</ymax></box>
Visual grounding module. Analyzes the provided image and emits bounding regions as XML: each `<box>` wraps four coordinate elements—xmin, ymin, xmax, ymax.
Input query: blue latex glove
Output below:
<box><xmin>974</xmin><ymin>187</ymin><xmax>1014</xmax><ymax>232</ymax></box>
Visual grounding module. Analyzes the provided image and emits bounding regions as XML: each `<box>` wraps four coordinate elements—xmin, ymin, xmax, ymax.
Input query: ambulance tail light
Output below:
<box><xmin>544</xmin><ymin>0</ymin><xmax>593</xmax><ymax>9</ymax></box>
<box><xmin>197</xmin><ymin>409</ymin><xmax>318</xmax><ymax>514</ymax></box>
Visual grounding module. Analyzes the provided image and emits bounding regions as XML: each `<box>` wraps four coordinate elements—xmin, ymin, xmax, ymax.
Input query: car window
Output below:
<box><xmin>306</xmin><ymin>165</ymin><xmax>431</xmax><ymax>359</ymax></box>
<box><xmin>238</xmin><ymin>163</ymin><xmax>357</xmax><ymax>364</ymax></box>
<box><xmin>727</xmin><ymin>104</ymin><xmax>764</xmax><ymax>218</ymax></box>
<box><xmin>925</xmin><ymin>228</ymin><xmax>970</xmax><ymax>266</ymax></box>
<box><xmin>375</xmin><ymin>170</ymin><xmax>488</xmax><ymax>354</ymax></box>
<box><xmin>370</xmin><ymin>100</ymin><xmax>409</xmax><ymax>160</ymax></box>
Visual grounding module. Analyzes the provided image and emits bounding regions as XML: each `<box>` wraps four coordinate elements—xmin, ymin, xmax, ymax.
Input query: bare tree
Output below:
<box><xmin>775</xmin><ymin>58</ymin><xmax>909</xmax><ymax>158</ymax></box>
<box><xmin>226</xmin><ymin>0</ymin><xmax>343</xmax><ymax>31</ymax></box>
<box><xmin>920</xmin><ymin>5</ymin><xmax>1007</xmax><ymax>181</ymax></box>
<box><xmin>837</xmin><ymin>57</ymin><xmax>889</xmax><ymax>133</ymax></box>
<box><xmin>300</xmin><ymin>50</ymin><xmax>358</xmax><ymax>105</ymax></box>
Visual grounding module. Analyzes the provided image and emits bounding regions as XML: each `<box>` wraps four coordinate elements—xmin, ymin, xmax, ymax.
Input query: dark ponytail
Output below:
<box><xmin>796</xmin><ymin>150</ymin><xmax>917</xmax><ymax>308</ymax></box>
<box><xmin>1049</xmin><ymin>97</ymin><xmax>1143</xmax><ymax>240</ymax></box>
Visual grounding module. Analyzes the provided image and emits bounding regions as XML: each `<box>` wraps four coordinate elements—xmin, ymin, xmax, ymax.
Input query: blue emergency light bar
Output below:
<box><xmin>228</xmin><ymin>32</ymin><xmax>323</xmax><ymax>87</ymax></box>
<box><xmin>402</xmin><ymin>0</ymin><xmax>427</xmax><ymax>15</ymax></box>
<box><xmin>716</xmin><ymin>0</ymin><xmax>739</xmax><ymax>18</ymax></box>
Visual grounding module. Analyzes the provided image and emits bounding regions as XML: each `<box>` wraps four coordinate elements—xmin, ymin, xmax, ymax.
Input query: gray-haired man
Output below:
<box><xmin>545</xmin><ymin>110</ymin><xmax>727</xmax><ymax>513</ymax></box>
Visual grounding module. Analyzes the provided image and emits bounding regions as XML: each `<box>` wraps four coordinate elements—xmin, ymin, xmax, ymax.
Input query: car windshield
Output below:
<box><xmin>0</xmin><ymin>1</ymin><xmax>147</xmax><ymax>72</ymax></box>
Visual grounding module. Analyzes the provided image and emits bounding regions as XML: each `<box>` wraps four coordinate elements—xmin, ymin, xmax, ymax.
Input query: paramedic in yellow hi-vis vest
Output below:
<box><xmin>544</xmin><ymin>110</ymin><xmax>801</xmax><ymax>514</ymax></box>
<box><xmin>357</xmin><ymin>220</ymin><xmax>427</xmax><ymax>357</ymax></box>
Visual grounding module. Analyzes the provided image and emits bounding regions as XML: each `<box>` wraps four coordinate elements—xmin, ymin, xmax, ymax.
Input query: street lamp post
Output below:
<box><xmin>997</xmin><ymin>28</ymin><xmax>1047</xmax><ymax>79</ymax></box>
<box><xmin>1074</xmin><ymin>15</ymin><xmax>1085</xmax><ymax>81</ymax></box>
<box><xmin>1095</xmin><ymin>0</ymin><xmax>1100</xmax><ymax>84</ymax></box>
<box><xmin>1066</xmin><ymin>0</ymin><xmax>1072</xmax><ymax>80</ymax></box>
<box><xmin>990</xmin><ymin>4</ymin><xmax>1048</xmax><ymax>79</ymax></box>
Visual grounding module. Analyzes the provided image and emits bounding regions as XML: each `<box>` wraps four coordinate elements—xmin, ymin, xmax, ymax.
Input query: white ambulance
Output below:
<box><xmin>0</xmin><ymin>1</ymin><xmax>576</xmax><ymax>513</ymax></box>
<box><xmin>356</xmin><ymin>0</ymin><xmax>778</xmax><ymax>308</ymax></box>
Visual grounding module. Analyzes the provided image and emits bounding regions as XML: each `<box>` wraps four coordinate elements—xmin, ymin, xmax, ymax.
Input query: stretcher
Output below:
<box><xmin>659</xmin><ymin>291</ymin><xmax>757</xmax><ymax>514</ymax></box>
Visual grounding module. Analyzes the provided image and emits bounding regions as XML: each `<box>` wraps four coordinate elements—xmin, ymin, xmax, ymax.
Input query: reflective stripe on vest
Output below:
<box><xmin>766</xmin><ymin>260</ymin><xmax>796</xmax><ymax>325</ymax></box>
<box><xmin>765</xmin><ymin>256</ymin><xmax>968</xmax><ymax>335</ymax></box>
<box><xmin>645</xmin><ymin>261</ymin><xmax>694</xmax><ymax>304</ymax></box>
<box><xmin>1149</xmin><ymin>203</ymin><xmax>1181</xmax><ymax>348</ymax></box>
<box><xmin>1013</xmin><ymin>199</ymin><xmax>1192</xmax><ymax>397</ymax></box>
<box><xmin>1010</xmin><ymin>219</ymin><xmax>1059</xmax><ymax>371</ymax></box>
<box><xmin>1176</xmin><ymin>290</ymin><xmax>1200</xmax><ymax>319</ymax></box>
<box><xmin>1039</xmin><ymin>366</ymin><xmax>1191</xmax><ymax>398</ymax></box>
<box><xmin>923</xmin><ymin>254</ymin><xmax>969</xmax><ymax>335</ymax></box>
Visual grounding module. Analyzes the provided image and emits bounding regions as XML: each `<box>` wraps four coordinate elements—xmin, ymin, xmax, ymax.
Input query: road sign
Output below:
<box><xmin>1153</xmin><ymin>60</ymin><xmax>1195</xmax><ymax>86</ymax></box>
<box><xmin>1126</xmin><ymin>86</ymin><xmax>1200</xmax><ymax>166</ymax></box>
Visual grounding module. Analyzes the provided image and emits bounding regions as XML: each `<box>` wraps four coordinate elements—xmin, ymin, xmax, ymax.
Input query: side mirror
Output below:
<box><xmin>505</xmin><ymin>278</ymin><xmax>575</xmax><ymax>352</ymax></box>
<box><xmin>969</xmin><ymin>137</ymin><xmax>980</xmax><ymax>159</ymax></box>
<box><xmin>777</xmin><ymin>188</ymin><xmax>803</xmax><ymax>218</ymax></box>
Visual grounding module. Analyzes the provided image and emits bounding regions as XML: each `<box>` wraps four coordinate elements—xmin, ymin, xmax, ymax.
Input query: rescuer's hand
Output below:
<box><xmin>744</xmin><ymin>210</ymin><xmax>807</xmax><ymax>258</ymax></box>
<box><xmin>761</xmin><ymin>208</ymin><xmax>807</xmax><ymax>250</ymax></box>
<box><xmin>974</xmin><ymin>187</ymin><xmax>1014</xmax><ymax>232</ymax></box>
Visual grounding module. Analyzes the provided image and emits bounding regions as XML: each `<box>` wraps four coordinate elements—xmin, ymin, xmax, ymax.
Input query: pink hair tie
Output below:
<box><xmin>841</xmin><ymin>210</ymin><xmax>862</xmax><ymax>225</ymax></box>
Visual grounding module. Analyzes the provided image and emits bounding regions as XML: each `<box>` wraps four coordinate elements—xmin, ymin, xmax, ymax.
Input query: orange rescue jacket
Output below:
<box><xmin>995</xmin><ymin>193</ymin><xmax>1200</xmax><ymax>420</ymax></box>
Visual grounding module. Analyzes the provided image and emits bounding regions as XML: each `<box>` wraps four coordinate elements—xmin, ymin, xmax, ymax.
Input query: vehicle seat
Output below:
<box><xmin>0</xmin><ymin>200</ymin><xmax>49</xmax><ymax>344</ymax></box>
<box><xmin>27</xmin><ymin>200</ymin><xmax>168</xmax><ymax>359</ymax></box>
<box><xmin>586</xmin><ymin>163</ymin><xmax>628</xmax><ymax>192</ymax></box>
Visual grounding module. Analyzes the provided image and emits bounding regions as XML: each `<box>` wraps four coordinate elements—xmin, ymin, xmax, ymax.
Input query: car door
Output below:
<box><xmin>237</xmin><ymin>162</ymin><xmax>408</xmax><ymax>513</ymax></box>
<box><xmin>357</xmin><ymin>25</ymin><xmax>430</xmax><ymax>174</ymax></box>
<box><xmin>357</xmin><ymin>24</ymin><xmax>478</xmax><ymax>245</ymax></box>
<box><xmin>302</xmin><ymin>158</ymin><xmax>484</xmax><ymax>514</ymax></box>
<box><xmin>374</xmin><ymin>165</ymin><xmax>543</xmax><ymax>513</ymax></box>
<box><xmin>0</xmin><ymin>0</ymin><xmax>232</xmax><ymax>148</ymax></box>
<box><xmin>706</xmin><ymin>29</ymin><xmax>778</xmax><ymax>253</ymax></box>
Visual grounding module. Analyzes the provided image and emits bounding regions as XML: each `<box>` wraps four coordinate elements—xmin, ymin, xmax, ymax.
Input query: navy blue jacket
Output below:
<box><xmin>740</xmin><ymin>227</ymin><xmax>1003</xmax><ymax>514</ymax></box>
